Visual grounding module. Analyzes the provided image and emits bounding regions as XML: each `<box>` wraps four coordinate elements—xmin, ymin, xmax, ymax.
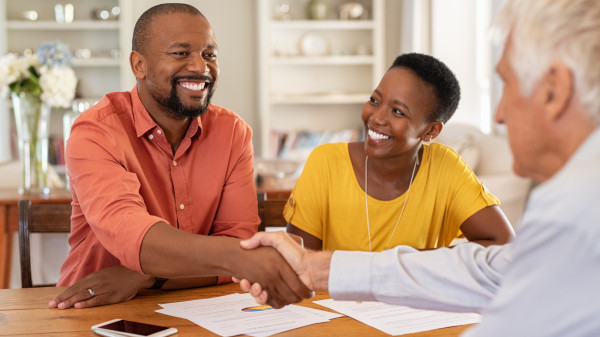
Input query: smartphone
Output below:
<box><xmin>91</xmin><ymin>319</ymin><xmax>177</xmax><ymax>337</ymax></box>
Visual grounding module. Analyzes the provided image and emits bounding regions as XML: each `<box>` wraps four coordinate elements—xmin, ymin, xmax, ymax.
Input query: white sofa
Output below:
<box><xmin>434</xmin><ymin>123</ymin><xmax>532</xmax><ymax>229</ymax></box>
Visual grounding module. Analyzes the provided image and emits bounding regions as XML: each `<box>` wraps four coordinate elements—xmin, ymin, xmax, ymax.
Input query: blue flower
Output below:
<box><xmin>36</xmin><ymin>40</ymin><xmax>73</xmax><ymax>68</ymax></box>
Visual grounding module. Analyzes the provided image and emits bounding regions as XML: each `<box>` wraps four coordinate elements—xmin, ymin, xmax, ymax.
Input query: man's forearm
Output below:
<box><xmin>160</xmin><ymin>276</ymin><xmax>218</xmax><ymax>290</ymax></box>
<box><xmin>139</xmin><ymin>222</ymin><xmax>245</xmax><ymax>278</ymax></box>
<box><xmin>140</xmin><ymin>225</ymin><xmax>312</xmax><ymax>308</ymax></box>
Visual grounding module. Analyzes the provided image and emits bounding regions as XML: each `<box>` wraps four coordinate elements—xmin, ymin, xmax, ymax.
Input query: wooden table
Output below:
<box><xmin>0</xmin><ymin>188</ymin><xmax>72</xmax><ymax>288</ymax></box>
<box><xmin>0</xmin><ymin>283</ymin><xmax>472</xmax><ymax>336</ymax></box>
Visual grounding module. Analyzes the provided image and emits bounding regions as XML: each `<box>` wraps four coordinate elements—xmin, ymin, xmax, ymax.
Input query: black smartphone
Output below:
<box><xmin>91</xmin><ymin>319</ymin><xmax>177</xmax><ymax>337</ymax></box>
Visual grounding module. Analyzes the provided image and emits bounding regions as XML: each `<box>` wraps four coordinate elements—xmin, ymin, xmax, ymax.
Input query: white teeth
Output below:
<box><xmin>180</xmin><ymin>82</ymin><xmax>206</xmax><ymax>91</ymax></box>
<box><xmin>368</xmin><ymin>129</ymin><xmax>390</xmax><ymax>140</ymax></box>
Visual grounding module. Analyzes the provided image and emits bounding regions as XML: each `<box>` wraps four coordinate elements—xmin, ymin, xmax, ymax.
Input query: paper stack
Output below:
<box><xmin>157</xmin><ymin>293</ymin><xmax>341</xmax><ymax>337</ymax></box>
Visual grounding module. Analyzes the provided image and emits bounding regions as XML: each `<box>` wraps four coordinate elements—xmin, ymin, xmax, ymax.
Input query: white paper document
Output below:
<box><xmin>156</xmin><ymin>293</ymin><xmax>341</xmax><ymax>337</ymax></box>
<box><xmin>314</xmin><ymin>299</ymin><xmax>481</xmax><ymax>336</ymax></box>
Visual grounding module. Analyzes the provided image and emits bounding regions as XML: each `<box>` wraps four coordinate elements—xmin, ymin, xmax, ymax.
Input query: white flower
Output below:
<box><xmin>39</xmin><ymin>65</ymin><xmax>77</xmax><ymax>108</ymax></box>
<box><xmin>0</xmin><ymin>54</ymin><xmax>21</xmax><ymax>95</ymax></box>
<box><xmin>2</xmin><ymin>40</ymin><xmax>77</xmax><ymax>106</ymax></box>
<box><xmin>22</xmin><ymin>54</ymin><xmax>40</xmax><ymax>74</ymax></box>
<box><xmin>0</xmin><ymin>53</ymin><xmax>41</xmax><ymax>97</ymax></box>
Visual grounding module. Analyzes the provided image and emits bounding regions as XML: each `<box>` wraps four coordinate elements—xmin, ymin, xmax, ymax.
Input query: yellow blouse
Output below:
<box><xmin>283</xmin><ymin>142</ymin><xmax>499</xmax><ymax>251</ymax></box>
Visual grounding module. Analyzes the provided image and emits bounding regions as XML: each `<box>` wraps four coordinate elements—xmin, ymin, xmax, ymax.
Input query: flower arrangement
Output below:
<box><xmin>0</xmin><ymin>40</ymin><xmax>78</xmax><ymax>194</ymax></box>
<box><xmin>0</xmin><ymin>40</ymin><xmax>77</xmax><ymax>107</ymax></box>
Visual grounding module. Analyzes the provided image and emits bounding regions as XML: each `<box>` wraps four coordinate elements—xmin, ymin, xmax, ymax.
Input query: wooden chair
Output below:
<box><xmin>18</xmin><ymin>200</ymin><xmax>72</xmax><ymax>288</ymax></box>
<box><xmin>257</xmin><ymin>192</ymin><xmax>289</xmax><ymax>232</ymax></box>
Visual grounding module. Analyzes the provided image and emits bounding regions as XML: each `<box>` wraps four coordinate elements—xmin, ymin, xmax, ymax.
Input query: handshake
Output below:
<box><xmin>234</xmin><ymin>232</ymin><xmax>333</xmax><ymax>308</ymax></box>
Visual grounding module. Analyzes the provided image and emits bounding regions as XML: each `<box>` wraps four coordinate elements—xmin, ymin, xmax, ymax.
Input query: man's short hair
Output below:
<box><xmin>132</xmin><ymin>3</ymin><xmax>205</xmax><ymax>55</ymax></box>
<box><xmin>391</xmin><ymin>53</ymin><xmax>461</xmax><ymax>124</ymax></box>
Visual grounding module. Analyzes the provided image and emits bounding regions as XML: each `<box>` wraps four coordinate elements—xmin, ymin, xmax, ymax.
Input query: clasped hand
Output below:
<box><xmin>235</xmin><ymin>231</ymin><xmax>332</xmax><ymax>306</ymax></box>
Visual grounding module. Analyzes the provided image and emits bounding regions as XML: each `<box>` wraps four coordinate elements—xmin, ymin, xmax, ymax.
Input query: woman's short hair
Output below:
<box><xmin>391</xmin><ymin>53</ymin><xmax>461</xmax><ymax>123</ymax></box>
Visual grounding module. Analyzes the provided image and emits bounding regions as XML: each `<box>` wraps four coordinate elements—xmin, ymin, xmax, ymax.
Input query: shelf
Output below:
<box><xmin>271</xmin><ymin>93</ymin><xmax>369</xmax><ymax>104</ymax></box>
<box><xmin>270</xmin><ymin>20</ymin><xmax>374</xmax><ymax>30</ymax></box>
<box><xmin>258</xmin><ymin>0</ymin><xmax>383</xmax><ymax>159</ymax></box>
<box><xmin>271</xmin><ymin>55</ymin><xmax>374</xmax><ymax>65</ymax></box>
<box><xmin>72</xmin><ymin>57</ymin><xmax>120</xmax><ymax>67</ymax></box>
<box><xmin>7</xmin><ymin>20</ymin><xmax>119</xmax><ymax>30</ymax></box>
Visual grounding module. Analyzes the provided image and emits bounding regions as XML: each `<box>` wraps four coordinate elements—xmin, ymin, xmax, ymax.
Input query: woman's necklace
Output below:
<box><xmin>364</xmin><ymin>155</ymin><xmax>419</xmax><ymax>251</ymax></box>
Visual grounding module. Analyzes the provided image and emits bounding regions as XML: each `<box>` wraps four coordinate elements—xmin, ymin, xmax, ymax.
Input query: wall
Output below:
<box><xmin>398</xmin><ymin>0</ymin><xmax>496</xmax><ymax>133</ymax></box>
<box><xmin>430</xmin><ymin>0</ymin><xmax>494</xmax><ymax>132</ymax></box>
<box><xmin>384</xmin><ymin>0</ymin><xmax>403</xmax><ymax>71</ymax></box>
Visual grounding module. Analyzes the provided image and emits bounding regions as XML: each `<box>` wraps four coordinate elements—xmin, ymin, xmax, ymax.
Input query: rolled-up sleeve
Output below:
<box><xmin>210</xmin><ymin>119</ymin><xmax>259</xmax><ymax>239</ymax></box>
<box><xmin>68</xmin><ymin>117</ymin><xmax>167</xmax><ymax>272</ymax></box>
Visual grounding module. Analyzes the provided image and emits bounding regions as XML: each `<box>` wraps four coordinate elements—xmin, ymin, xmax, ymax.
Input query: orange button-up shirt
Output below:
<box><xmin>58</xmin><ymin>86</ymin><xmax>259</xmax><ymax>286</ymax></box>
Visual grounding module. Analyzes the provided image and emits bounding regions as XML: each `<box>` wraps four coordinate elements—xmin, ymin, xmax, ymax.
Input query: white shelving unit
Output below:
<box><xmin>0</xmin><ymin>0</ymin><xmax>134</xmax><ymax>168</ymax></box>
<box><xmin>257</xmin><ymin>0</ymin><xmax>385</xmax><ymax>160</ymax></box>
<box><xmin>1</xmin><ymin>0</ymin><xmax>133</xmax><ymax>100</ymax></box>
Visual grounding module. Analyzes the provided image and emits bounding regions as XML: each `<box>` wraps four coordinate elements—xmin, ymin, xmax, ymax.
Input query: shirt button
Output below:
<box><xmin>157</xmin><ymin>129</ymin><xmax>162</xmax><ymax>135</ymax></box>
<box><xmin>148</xmin><ymin>134</ymin><xmax>154</xmax><ymax>140</ymax></box>
<box><xmin>179</xmin><ymin>204</ymin><xmax>185</xmax><ymax>210</ymax></box>
<box><xmin>173</xmin><ymin>160</ymin><xmax>177</xmax><ymax>166</ymax></box>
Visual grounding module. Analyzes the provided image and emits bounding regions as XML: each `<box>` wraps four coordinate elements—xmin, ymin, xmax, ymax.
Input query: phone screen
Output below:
<box><xmin>96</xmin><ymin>320</ymin><xmax>170</xmax><ymax>336</ymax></box>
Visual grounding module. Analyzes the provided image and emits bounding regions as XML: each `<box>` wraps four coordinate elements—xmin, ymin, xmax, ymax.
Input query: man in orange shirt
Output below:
<box><xmin>48</xmin><ymin>3</ymin><xmax>310</xmax><ymax>309</ymax></box>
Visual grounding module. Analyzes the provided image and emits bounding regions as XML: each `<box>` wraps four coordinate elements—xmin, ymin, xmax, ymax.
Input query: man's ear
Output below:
<box><xmin>542</xmin><ymin>61</ymin><xmax>573</xmax><ymax>121</ymax></box>
<box><xmin>422</xmin><ymin>121</ymin><xmax>443</xmax><ymax>142</ymax></box>
<box><xmin>130</xmin><ymin>50</ymin><xmax>147</xmax><ymax>80</ymax></box>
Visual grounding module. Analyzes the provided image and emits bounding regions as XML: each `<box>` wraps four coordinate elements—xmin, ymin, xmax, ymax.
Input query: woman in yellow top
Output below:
<box><xmin>286</xmin><ymin>53</ymin><xmax>515</xmax><ymax>252</ymax></box>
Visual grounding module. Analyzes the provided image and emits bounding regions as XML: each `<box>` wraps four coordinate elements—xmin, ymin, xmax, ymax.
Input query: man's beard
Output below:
<box><xmin>155</xmin><ymin>76</ymin><xmax>215</xmax><ymax>120</ymax></box>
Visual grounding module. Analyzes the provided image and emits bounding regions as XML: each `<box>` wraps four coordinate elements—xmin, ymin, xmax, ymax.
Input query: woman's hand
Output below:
<box><xmin>48</xmin><ymin>266</ymin><xmax>153</xmax><ymax>309</ymax></box>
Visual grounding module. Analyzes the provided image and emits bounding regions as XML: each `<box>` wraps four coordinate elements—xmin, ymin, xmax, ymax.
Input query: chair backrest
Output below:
<box><xmin>257</xmin><ymin>192</ymin><xmax>289</xmax><ymax>232</ymax></box>
<box><xmin>18</xmin><ymin>200</ymin><xmax>72</xmax><ymax>288</ymax></box>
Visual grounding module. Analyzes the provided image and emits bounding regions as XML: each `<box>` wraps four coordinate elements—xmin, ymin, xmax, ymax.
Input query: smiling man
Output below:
<box><xmin>49</xmin><ymin>3</ymin><xmax>311</xmax><ymax>310</ymax></box>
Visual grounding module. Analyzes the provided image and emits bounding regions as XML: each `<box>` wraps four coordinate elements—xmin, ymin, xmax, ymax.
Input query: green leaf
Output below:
<box><xmin>28</xmin><ymin>65</ymin><xmax>41</xmax><ymax>79</ymax></box>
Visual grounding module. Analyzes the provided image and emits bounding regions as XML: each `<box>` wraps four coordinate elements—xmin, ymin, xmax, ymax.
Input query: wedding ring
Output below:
<box><xmin>87</xmin><ymin>288</ymin><xmax>96</xmax><ymax>298</ymax></box>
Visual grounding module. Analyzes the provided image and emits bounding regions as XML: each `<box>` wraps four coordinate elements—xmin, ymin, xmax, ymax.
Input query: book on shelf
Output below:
<box><xmin>48</xmin><ymin>136</ymin><xmax>65</xmax><ymax>166</ymax></box>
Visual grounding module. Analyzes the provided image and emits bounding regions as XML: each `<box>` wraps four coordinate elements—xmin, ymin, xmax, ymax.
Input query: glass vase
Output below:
<box><xmin>11</xmin><ymin>92</ymin><xmax>51</xmax><ymax>195</ymax></box>
<box><xmin>307</xmin><ymin>0</ymin><xmax>327</xmax><ymax>20</ymax></box>
<box><xmin>62</xmin><ymin>99</ymin><xmax>92</xmax><ymax>191</ymax></box>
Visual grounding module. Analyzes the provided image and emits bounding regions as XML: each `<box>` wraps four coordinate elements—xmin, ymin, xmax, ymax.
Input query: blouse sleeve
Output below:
<box><xmin>440</xmin><ymin>146</ymin><xmax>500</xmax><ymax>232</ymax></box>
<box><xmin>283</xmin><ymin>145</ymin><xmax>331</xmax><ymax>239</ymax></box>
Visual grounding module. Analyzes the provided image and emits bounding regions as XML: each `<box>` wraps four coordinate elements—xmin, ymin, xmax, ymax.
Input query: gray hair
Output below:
<box><xmin>493</xmin><ymin>0</ymin><xmax>600</xmax><ymax>122</ymax></box>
